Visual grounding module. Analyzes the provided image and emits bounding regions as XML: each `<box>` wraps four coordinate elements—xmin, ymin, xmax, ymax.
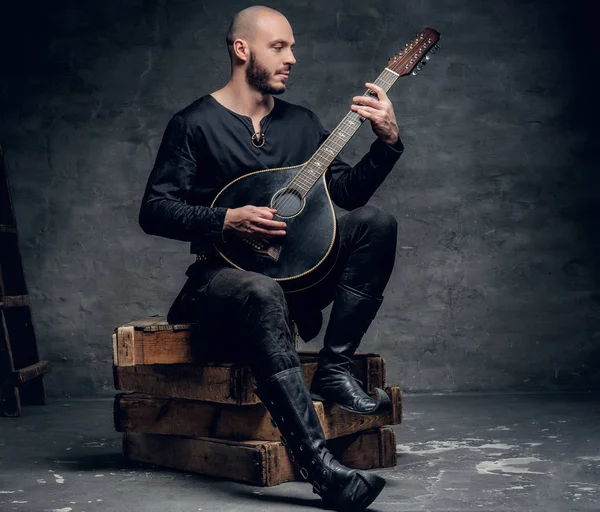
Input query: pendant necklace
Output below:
<box><xmin>251</xmin><ymin>132</ymin><xmax>265</xmax><ymax>148</ymax></box>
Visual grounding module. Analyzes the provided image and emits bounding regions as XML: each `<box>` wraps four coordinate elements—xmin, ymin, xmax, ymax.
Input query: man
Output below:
<box><xmin>139</xmin><ymin>6</ymin><xmax>404</xmax><ymax>510</ymax></box>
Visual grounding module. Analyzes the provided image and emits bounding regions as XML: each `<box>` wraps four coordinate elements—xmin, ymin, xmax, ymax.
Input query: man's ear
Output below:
<box><xmin>233</xmin><ymin>39</ymin><xmax>249</xmax><ymax>62</ymax></box>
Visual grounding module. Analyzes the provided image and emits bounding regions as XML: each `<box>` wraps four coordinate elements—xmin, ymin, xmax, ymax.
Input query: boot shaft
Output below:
<box><xmin>254</xmin><ymin>367</ymin><xmax>386</xmax><ymax>509</ymax></box>
<box><xmin>321</xmin><ymin>284</ymin><xmax>383</xmax><ymax>365</ymax></box>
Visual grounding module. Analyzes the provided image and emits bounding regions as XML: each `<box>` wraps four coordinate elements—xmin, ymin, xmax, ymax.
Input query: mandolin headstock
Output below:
<box><xmin>387</xmin><ymin>28</ymin><xmax>441</xmax><ymax>77</ymax></box>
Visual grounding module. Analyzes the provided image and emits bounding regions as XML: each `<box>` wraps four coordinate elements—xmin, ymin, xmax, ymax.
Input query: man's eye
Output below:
<box><xmin>273</xmin><ymin>47</ymin><xmax>282</xmax><ymax>51</ymax></box>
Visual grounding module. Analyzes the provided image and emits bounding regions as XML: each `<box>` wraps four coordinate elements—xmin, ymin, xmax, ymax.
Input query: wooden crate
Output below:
<box><xmin>114</xmin><ymin>387</ymin><xmax>402</xmax><ymax>441</ymax></box>
<box><xmin>112</xmin><ymin>317</ymin><xmax>386</xmax><ymax>406</ymax></box>
<box><xmin>123</xmin><ymin>427</ymin><xmax>397</xmax><ymax>487</ymax></box>
<box><xmin>113</xmin><ymin>352</ymin><xmax>385</xmax><ymax>405</ymax></box>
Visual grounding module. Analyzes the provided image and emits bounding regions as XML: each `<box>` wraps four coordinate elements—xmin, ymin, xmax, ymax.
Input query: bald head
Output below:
<box><xmin>226</xmin><ymin>6</ymin><xmax>288</xmax><ymax>59</ymax></box>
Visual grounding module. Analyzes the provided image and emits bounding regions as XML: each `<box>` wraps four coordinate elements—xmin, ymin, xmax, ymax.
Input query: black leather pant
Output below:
<box><xmin>167</xmin><ymin>205</ymin><xmax>397</xmax><ymax>384</ymax></box>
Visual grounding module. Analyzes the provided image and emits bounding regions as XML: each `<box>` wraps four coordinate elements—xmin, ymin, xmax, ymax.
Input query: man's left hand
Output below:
<box><xmin>351</xmin><ymin>83</ymin><xmax>400</xmax><ymax>146</ymax></box>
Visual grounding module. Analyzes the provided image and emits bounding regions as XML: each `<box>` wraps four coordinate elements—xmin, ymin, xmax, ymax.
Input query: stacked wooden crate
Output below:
<box><xmin>112</xmin><ymin>316</ymin><xmax>402</xmax><ymax>486</ymax></box>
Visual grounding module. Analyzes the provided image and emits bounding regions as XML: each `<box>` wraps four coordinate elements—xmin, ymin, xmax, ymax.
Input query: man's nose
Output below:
<box><xmin>284</xmin><ymin>49</ymin><xmax>296</xmax><ymax>65</ymax></box>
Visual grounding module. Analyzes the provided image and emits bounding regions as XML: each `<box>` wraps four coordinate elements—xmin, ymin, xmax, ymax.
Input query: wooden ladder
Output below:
<box><xmin>0</xmin><ymin>142</ymin><xmax>50</xmax><ymax>417</ymax></box>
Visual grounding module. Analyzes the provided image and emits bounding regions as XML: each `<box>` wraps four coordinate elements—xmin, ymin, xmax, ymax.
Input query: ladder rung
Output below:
<box><xmin>14</xmin><ymin>361</ymin><xmax>50</xmax><ymax>384</ymax></box>
<box><xmin>0</xmin><ymin>224</ymin><xmax>17</xmax><ymax>234</ymax></box>
<box><xmin>0</xmin><ymin>295</ymin><xmax>30</xmax><ymax>308</ymax></box>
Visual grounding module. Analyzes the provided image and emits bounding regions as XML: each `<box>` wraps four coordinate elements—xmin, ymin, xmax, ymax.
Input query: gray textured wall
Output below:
<box><xmin>1</xmin><ymin>0</ymin><xmax>598</xmax><ymax>397</ymax></box>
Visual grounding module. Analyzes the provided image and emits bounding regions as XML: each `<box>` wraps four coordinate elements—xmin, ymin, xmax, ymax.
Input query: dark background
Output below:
<box><xmin>0</xmin><ymin>0</ymin><xmax>598</xmax><ymax>398</ymax></box>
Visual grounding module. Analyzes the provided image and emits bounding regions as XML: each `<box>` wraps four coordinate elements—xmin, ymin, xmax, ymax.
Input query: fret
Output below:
<box><xmin>293</xmin><ymin>67</ymin><xmax>402</xmax><ymax>193</ymax></box>
<box><xmin>293</xmin><ymin>178</ymin><xmax>309</xmax><ymax>188</ymax></box>
<box><xmin>300</xmin><ymin>174</ymin><xmax>314</xmax><ymax>184</ymax></box>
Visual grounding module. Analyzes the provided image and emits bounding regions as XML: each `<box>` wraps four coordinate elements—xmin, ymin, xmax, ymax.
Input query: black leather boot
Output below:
<box><xmin>310</xmin><ymin>284</ymin><xmax>392</xmax><ymax>415</ymax></box>
<box><xmin>255</xmin><ymin>367</ymin><xmax>386</xmax><ymax>511</ymax></box>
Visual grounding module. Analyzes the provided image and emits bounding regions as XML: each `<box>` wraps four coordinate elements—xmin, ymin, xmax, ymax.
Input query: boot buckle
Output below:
<box><xmin>313</xmin><ymin>481</ymin><xmax>321</xmax><ymax>494</ymax></box>
<box><xmin>300</xmin><ymin>467</ymin><xmax>309</xmax><ymax>480</ymax></box>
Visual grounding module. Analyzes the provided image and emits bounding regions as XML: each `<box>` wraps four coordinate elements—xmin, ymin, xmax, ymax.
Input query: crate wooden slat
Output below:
<box><xmin>114</xmin><ymin>386</ymin><xmax>402</xmax><ymax>441</ymax></box>
<box><xmin>113</xmin><ymin>317</ymin><xmax>385</xmax><ymax>376</ymax></box>
<box><xmin>112</xmin><ymin>318</ymin><xmax>203</xmax><ymax>366</ymax></box>
<box><xmin>123</xmin><ymin>427</ymin><xmax>396</xmax><ymax>487</ymax></box>
<box><xmin>112</xmin><ymin>323</ymin><xmax>199</xmax><ymax>367</ymax></box>
<box><xmin>113</xmin><ymin>352</ymin><xmax>385</xmax><ymax>406</ymax></box>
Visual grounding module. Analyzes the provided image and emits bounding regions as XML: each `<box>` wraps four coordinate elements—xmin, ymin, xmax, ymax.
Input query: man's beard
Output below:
<box><xmin>246</xmin><ymin>52</ymin><xmax>286</xmax><ymax>95</ymax></box>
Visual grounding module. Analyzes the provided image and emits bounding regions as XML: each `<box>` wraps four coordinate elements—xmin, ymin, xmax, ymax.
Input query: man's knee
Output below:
<box><xmin>236</xmin><ymin>272</ymin><xmax>286</xmax><ymax>308</ymax></box>
<box><xmin>351</xmin><ymin>205</ymin><xmax>398</xmax><ymax>236</ymax></box>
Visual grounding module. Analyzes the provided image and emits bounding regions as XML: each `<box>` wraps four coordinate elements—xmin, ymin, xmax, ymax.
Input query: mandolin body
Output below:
<box><xmin>211</xmin><ymin>164</ymin><xmax>339</xmax><ymax>293</ymax></box>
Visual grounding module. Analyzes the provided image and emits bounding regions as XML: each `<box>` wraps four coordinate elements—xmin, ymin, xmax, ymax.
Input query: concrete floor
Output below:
<box><xmin>1</xmin><ymin>393</ymin><xmax>599</xmax><ymax>512</ymax></box>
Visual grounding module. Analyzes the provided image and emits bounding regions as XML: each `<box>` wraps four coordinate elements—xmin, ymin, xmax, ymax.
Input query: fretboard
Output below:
<box><xmin>289</xmin><ymin>67</ymin><xmax>400</xmax><ymax>196</ymax></box>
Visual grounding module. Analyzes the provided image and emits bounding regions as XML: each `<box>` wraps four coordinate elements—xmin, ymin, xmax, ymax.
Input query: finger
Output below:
<box><xmin>352</xmin><ymin>95</ymin><xmax>382</xmax><ymax>109</ymax></box>
<box><xmin>255</xmin><ymin>208</ymin><xmax>277</xmax><ymax>220</ymax></box>
<box><xmin>249</xmin><ymin>228</ymin><xmax>287</xmax><ymax>238</ymax></box>
<box><xmin>255</xmin><ymin>217</ymin><xmax>287</xmax><ymax>230</ymax></box>
<box><xmin>243</xmin><ymin>219</ymin><xmax>285</xmax><ymax>233</ymax></box>
<box><xmin>365</xmin><ymin>82</ymin><xmax>389</xmax><ymax>101</ymax></box>
<box><xmin>262</xmin><ymin>230</ymin><xmax>286</xmax><ymax>238</ymax></box>
<box><xmin>351</xmin><ymin>108</ymin><xmax>373</xmax><ymax>121</ymax></box>
<box><xmin>352</xmin><ymin>102</ymin><xmax>386</xmax><ymax>114</ymax></box>
<box><xmin>350</xmin><ymin>105</ymin><xmax>380</xmax><ymax>118</ymax></box>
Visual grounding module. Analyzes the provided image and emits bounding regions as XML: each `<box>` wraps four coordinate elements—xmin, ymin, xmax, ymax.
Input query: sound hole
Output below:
<box><xmin>270</xmin><ymin>188</ymin><xmax>304</xmax><ymax>218</ymax></box>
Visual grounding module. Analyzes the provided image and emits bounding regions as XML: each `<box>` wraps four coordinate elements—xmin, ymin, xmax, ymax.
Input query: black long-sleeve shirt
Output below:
<box><xmin>139</xmin><ymin>94</ymin><xmax>404</xmax><ymax>253</ymax></box>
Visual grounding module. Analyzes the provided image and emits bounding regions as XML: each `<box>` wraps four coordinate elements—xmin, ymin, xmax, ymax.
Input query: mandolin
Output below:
<box><xmin>212</xmin><ymin>28</ymin><xmax>441</xmax><ymax>293</ymax></box>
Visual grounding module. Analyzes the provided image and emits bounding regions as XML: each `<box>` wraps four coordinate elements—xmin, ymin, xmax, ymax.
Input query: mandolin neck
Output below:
<box><xmin>290</xmin><ymin>67</ymin><xmax>400</xmax><ymax>197</ymax></box>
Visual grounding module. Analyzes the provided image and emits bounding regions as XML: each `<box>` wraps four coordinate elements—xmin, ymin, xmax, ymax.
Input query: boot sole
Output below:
<box><xmin>355</xmin><ymin>473</ymin><xmax>386</xmax><ymax>510</ymax></box>
<box><xmin>310</xmin><ymin>387</ymin><xmax>393</xmax><ymax>416</ymax></box>
<box><xmin>324</xmin><ymin>473</ymin><xmax>386</xmax><ymax>511</ymax></box>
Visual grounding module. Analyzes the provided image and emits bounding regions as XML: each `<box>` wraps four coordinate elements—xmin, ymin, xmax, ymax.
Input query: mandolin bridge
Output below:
<box><xmin>242</xmin><ymin>238</ymin><xmax>282</xmax><ymax>262</ymax></box>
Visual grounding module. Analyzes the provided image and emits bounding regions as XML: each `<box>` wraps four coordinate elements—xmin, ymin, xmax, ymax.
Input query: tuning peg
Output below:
<box><xmin>411</xmin><ymin>70</ymin><xmax>418</xmax><ymax>76</ymax></box>
<box><xmin>434</xmin><ymin>44</ymin><xmax>441</xmax><ymax>51</ymax></box>
<box><xmin>425</xmin><ymin>54</ymin><xmax>431</xmax><ymax>60</ymax></box>
<box><xmin>416</xmin><ymin>64</ymin><xmax>423</xmax><ymax>71</ymax></box>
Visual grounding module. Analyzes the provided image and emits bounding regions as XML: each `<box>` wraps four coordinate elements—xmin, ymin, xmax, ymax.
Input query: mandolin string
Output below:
<box><xmin>273</xmin><ymin>73</ymin><xmax>396</xmax><ymax>218</ymax></box>
<box><xmin>264</xmin><ymin>32</ymin><xmax>437</xmax><ymax>244</ymax></box>
<box><xmin>275</xmin><ymin>31</ymin><xmax>436</xmax><ymax>214</ymax></box>
<box><xmin>272</xmin><ymin>69</ymin><xmax>398</xmax><ymax>217</ymax></box>
<box><xmin>286</xmin><ymin>69</ymin><xmax>397</xmax><ymax>194</ymax></box>
<box><xmin>275</xmin><ymin>73</ymin><xmax>394</xmax><ymax>213</ymax></box>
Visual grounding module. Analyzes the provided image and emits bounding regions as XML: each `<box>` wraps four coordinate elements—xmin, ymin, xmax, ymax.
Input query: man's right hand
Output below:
<box><xmin>223</xmin><ymin>206</ymin><xmax>287</xmax><ymax>239</ymax></box>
